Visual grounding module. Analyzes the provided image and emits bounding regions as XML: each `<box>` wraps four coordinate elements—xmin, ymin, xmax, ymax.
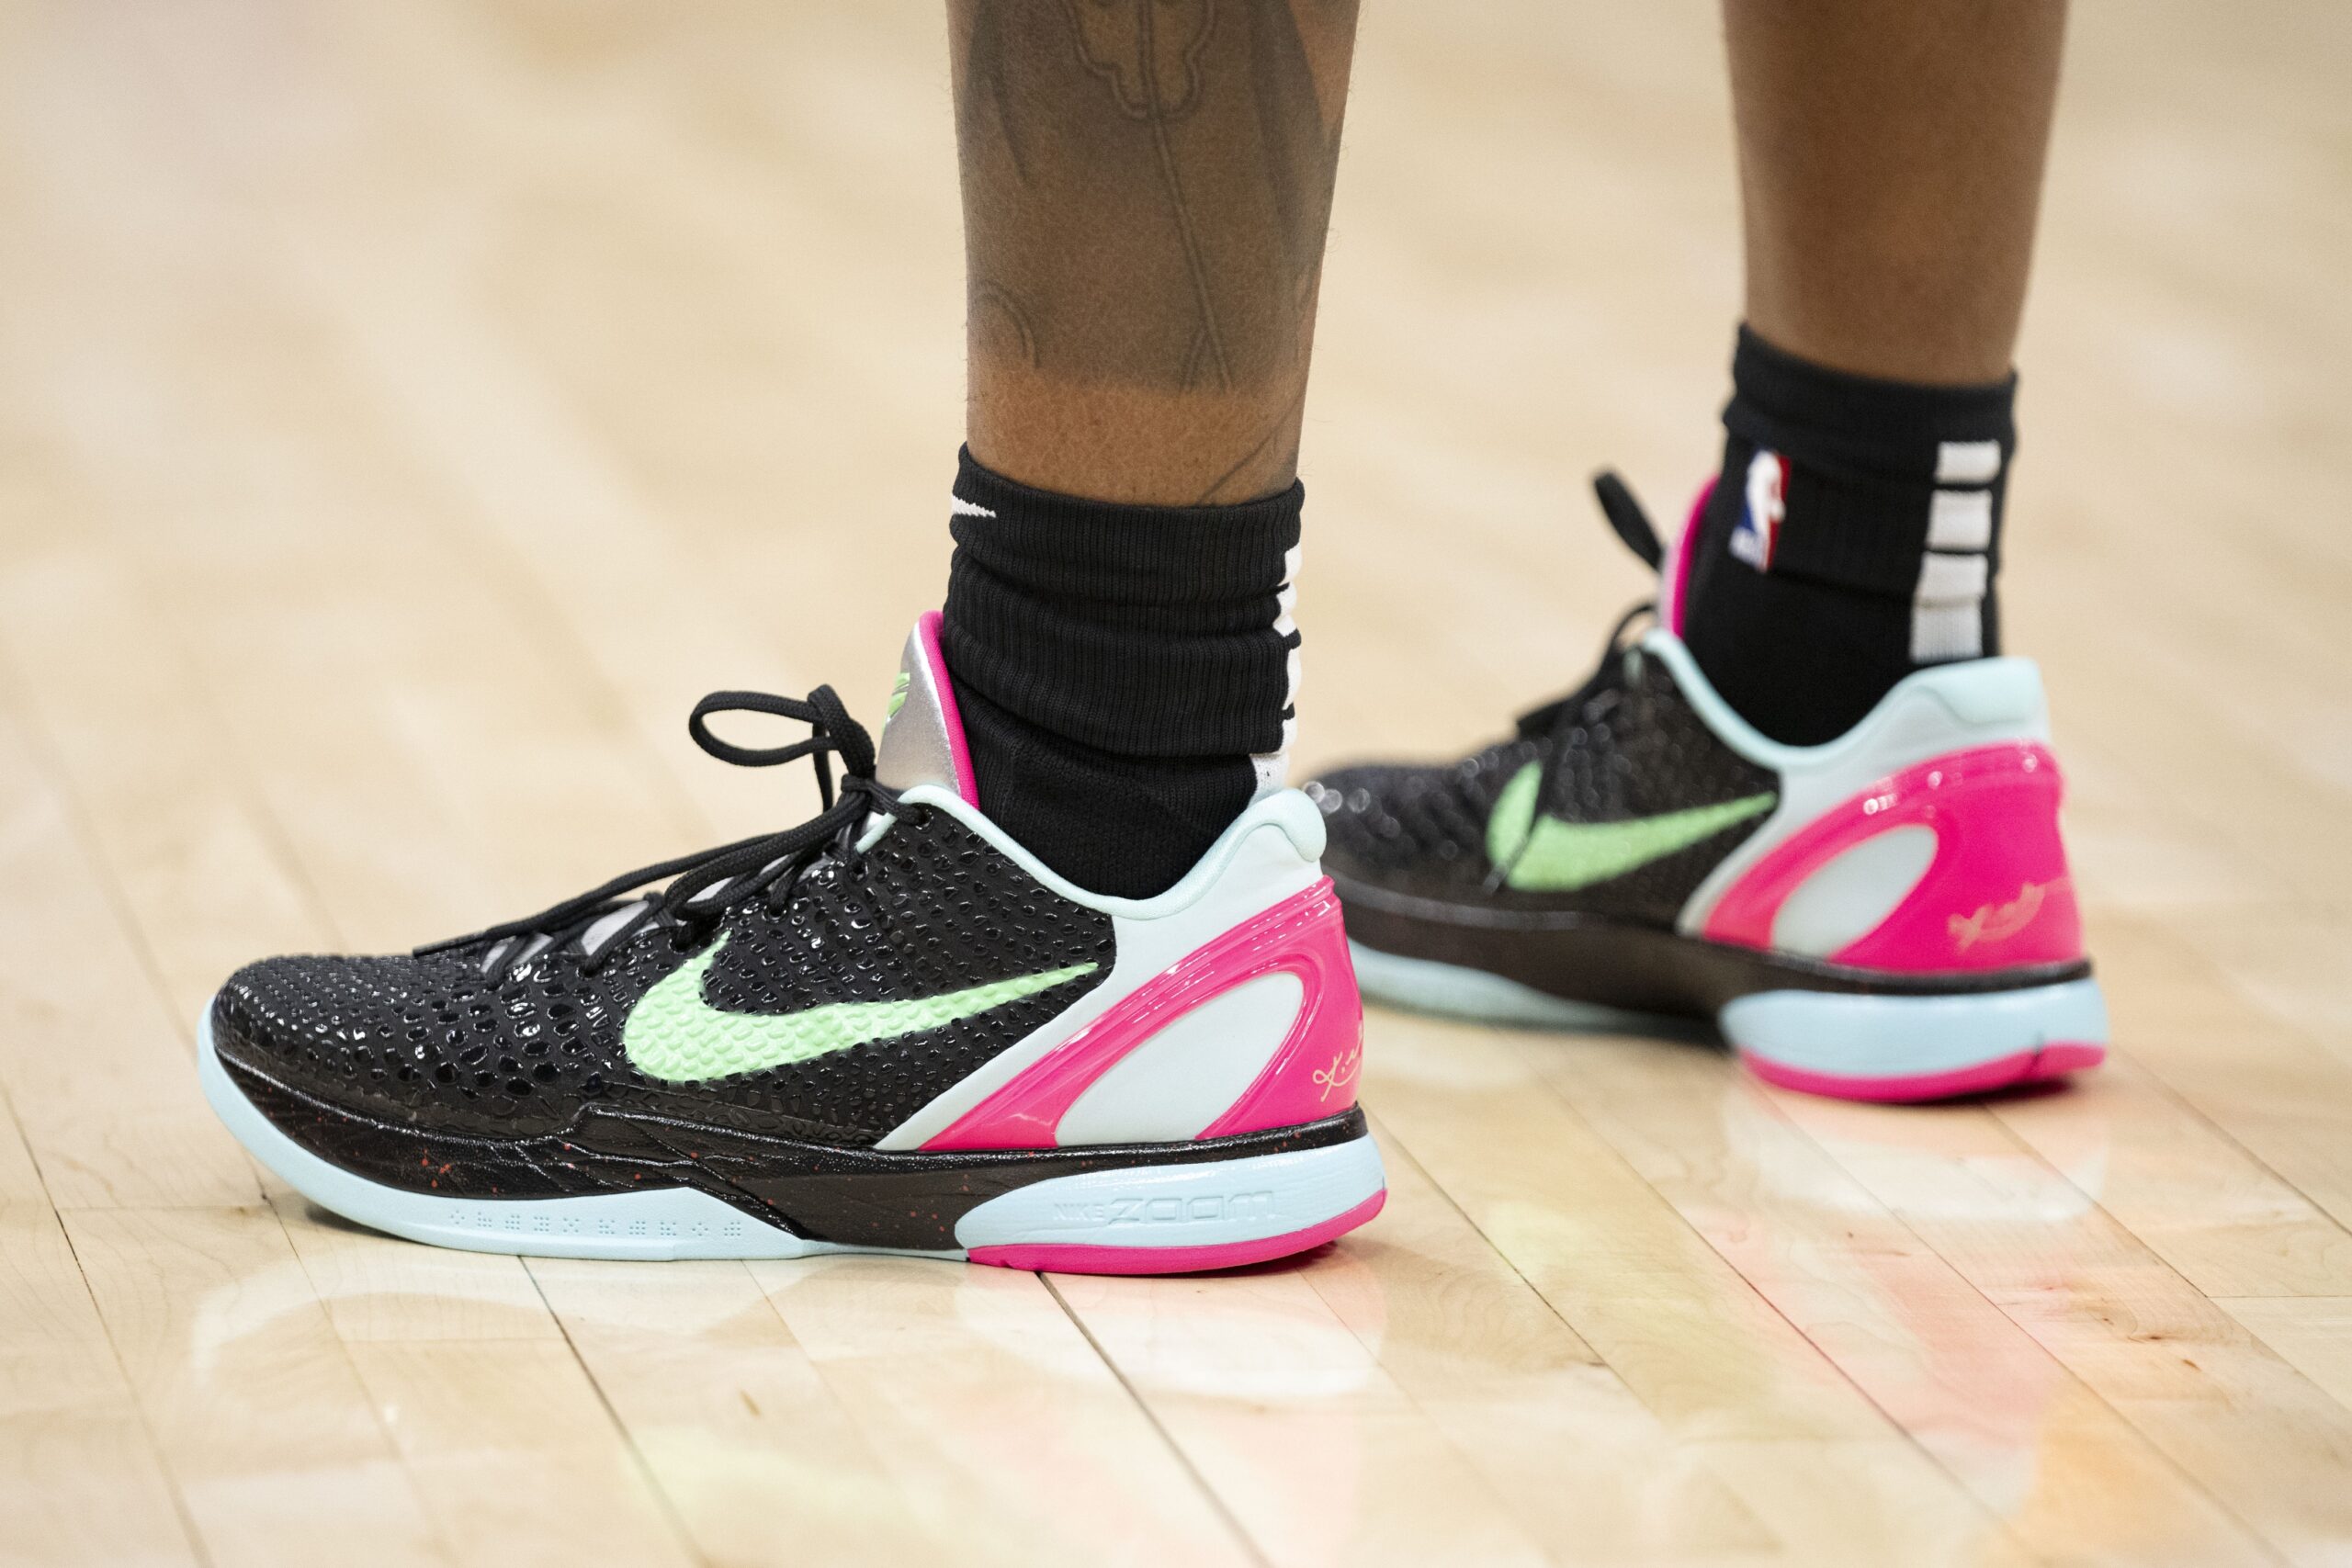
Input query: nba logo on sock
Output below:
<box><xmin>1732</xmin><ymin>450</ymin><xmax>1788</xmax><ymax>571</ymax></box>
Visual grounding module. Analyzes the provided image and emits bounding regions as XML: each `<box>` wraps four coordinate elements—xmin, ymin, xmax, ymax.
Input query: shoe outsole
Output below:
<box><xmin>1349</xmin><ymin>940</ymin><xmax>2109</xmax><ymax>1104</ymax></box>
<box><xmin>198</xmin><ymin>1004</ymin><xmax>1386</xmax><ymax>1271</ymax></box>
<box><xmin>1737</xmin><ymin>1041</ymin><xmax>2107</xmax><ymax>1102</ymax></box>
<box><xmin>1716</xmin><ymin>978</ymin><xmax>2108</xmax><ymax>1101</ymax></box>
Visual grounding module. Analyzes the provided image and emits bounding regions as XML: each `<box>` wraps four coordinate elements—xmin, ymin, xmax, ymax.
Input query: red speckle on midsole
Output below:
<box><xmin>967</xmin><ymin>1190</ymin><xmax>1386</xmax><ymax>1276</ymax></box>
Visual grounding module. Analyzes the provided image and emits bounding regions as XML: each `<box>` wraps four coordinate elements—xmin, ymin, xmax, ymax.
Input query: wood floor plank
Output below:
<box><xmin>1532</xmin><ymin>1031</ymin><xmax>2272</xmax><ymax>1567</ymax></box>
<box><xmin>1048</xmin><ymin>1259</ymin><xmax>1554</xmax><ymax>1568</ymax></box>
<box><xmin>0</xmin><ymin>459</ymin><xmax>322</xmax><ymax>1023</ymax></box>
<box><xmin>0</xmin><ymin>1097</ymin><xmax>201</xmax><ymax>1568</ymax></box>
<box><xmin>1</xmin><ymin>0</ymin><xmax>2348</xmax><ymax>1562</ymax></box>
<box><xmin>1779</xmin><ymin>1089</ymin><xmax>2352</xmax><ymax>1567</ymax></box>
<box><xmin>60</xmin><ymin>1206</ymin><xmax>455</xmax><ymax>1568</ymax></box>
<box><xmin>0</xmin><ymin>702</ymin><xmax>257</xmax><ymax>1212</ymax></box>
<box><xmin>1301</xmin><ymin>1132</ymin><xmax>1771</xmax><ymax>1564</ymax></box>
<box><xmin>268</xmin><ymin>1194</ymin><xmax>565</xmax><ymax>1346</ymax></box>
<box><xmin>1360</xmin><ymin>1012</ymin><xmax>2020</xmax><ymax>1566</ymax></box>
<box><xmin>2168</xmin><ymin>907</ymin><xmax>2352</xmax><ymax>1065</ymax></box>
<box><xmin>526</xmin><ymin>1258</ymin><xmax>965</xmax><ymax>1568</ymax></box>
<box><xmin>0</xmin><ymin>276</ymin><xmax>588</xmax><ymax>1346</ymax></box>
<box><xmin>1990</xmin><ymin>1057</ymin><xmax>2352</xmax><ymax>1299</ymax></box>
<box><xmin>747</xmin><ymin>1256</ymin><xmax>1253</xmax><ymax>1568</ymax></box>
<box><xmin>138</xmin><ymin>0</ymin><xmax>852</xmax><ymax>846</ymax></box>
<box><xmin>342</xmin><ymin>1341</ymin><xmax>699</xmax><ymax>1568</ymax></box>
<box><xmin>2218</xmin><ymin>1299</ymin><xmax>2352</xmax><ymax>1419</ymax></box>
<box><xmin>2095</xmin><ymin>912</ymin><xmax>2352</xmax><ymax>1238</ymax></box>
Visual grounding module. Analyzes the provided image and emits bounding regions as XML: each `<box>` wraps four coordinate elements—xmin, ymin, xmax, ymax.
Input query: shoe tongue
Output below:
<box><xmin>874</xmin><ymin>612</ymin><xmax>980</xmax><ymax>807</ymax></box>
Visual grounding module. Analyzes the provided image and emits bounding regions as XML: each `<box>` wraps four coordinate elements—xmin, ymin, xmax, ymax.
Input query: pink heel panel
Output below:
<box><xmin>922</xmin><ymin>881</ymin><xmax>1363</xmax><ymax>1152</ymax></box>
<box><xmin>1197</xmin><ymin>900</ymin><xmax>1363</xmax><ymax>1139</ymax></box>
<box><xmin>1703</xmin><ymin>743</ymin><xmax>2084</xmax><ymax>973</ymax></box>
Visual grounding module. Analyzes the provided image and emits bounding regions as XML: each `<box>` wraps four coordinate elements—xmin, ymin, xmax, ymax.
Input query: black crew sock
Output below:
<box><xmin>939</xmin><ymin>449</ymin><xmax>1301</xmax><ymax>899</ymax></box>
<box><xmin>1681</xmin><ymin>326</ymin><xmax>2018</xmax><ymax>747</ymax></box>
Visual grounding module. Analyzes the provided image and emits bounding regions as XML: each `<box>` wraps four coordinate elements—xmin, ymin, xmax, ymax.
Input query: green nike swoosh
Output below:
<box><xmin>1486</xmin><ymin>762</ymin><xmax>1776</xmax><ymax>893</ymax></box>
<box><xmin>622</xmin><ymin>933</ymin><xmax>1098</xmax><ymax>1082</ymax></box>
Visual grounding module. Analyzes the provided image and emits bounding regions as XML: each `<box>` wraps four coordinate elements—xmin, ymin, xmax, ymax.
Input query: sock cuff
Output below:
<box><xmin>950</xmin><ymin>448</ymin><xmax>1302</xmax><ymax>606</ymax></box>
<box><xmin>1726</xmin><ymin>326</ymin><xmax>2017</xmax><ymax>480</ymax></box>
<box><xmin>942</xmin><ymin>449</ymin><xmax>1301</xmax><ymax>761</ymax></box>
<box><xmin>1718</xmin><ymin>327</ymin><xmax>2017</xmax><ymax>600</ymax></box>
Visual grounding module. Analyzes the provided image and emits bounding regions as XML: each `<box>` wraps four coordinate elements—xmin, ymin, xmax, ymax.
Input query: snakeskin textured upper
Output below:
<box><xmin>212</xmin><ymin>806</ymin><xmax>1114</xmax><ymax>1147</ymax></box>
<box><xmin>1309</xmin><ymin>643</ymin><xmax>1780</xmax><ymax>927</ymax></box>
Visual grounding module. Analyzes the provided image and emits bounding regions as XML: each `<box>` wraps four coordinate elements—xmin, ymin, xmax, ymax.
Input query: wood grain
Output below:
<box><xmin>0</xmin><ymin>0</ymin><xmax>2345</xmax><ymax>1562</ymax></box>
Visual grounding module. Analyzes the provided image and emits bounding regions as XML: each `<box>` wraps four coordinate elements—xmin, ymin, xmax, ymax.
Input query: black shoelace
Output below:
<box><xmin>1511</xmin><ymin>470</ymin><xmax>1667</xmax><ymax>740</ymax></box>
<box><xmin>417</xmin><ymin>685</ymin><xmax>901</xmax><ymax>977</ymax></box>
<box><xmin>1486</xmin><ymin>472</ymin><xmax>1665</xmax><ymax>891</ymax></box>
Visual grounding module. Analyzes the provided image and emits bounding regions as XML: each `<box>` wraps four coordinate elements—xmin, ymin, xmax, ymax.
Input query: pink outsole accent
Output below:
<box><xmin>914</xmin><ymin>609</ymin><xmax>981</xmax><ymax>809</ymax></box>
<box><xmin>922</xmin><ymin>881</ymin><xmax>1363</xmax><ymax>1151</ymax></box>
<box><xmin>1704</xmin><ymin>742</ymin><xmax>2084</xmax><ymax>974</ymax></box>
<box><xmin>1741</xmin><ymin>1041</ymin><xmax>2107</xmax><ymax>1103</ymax></box>
<box><xmin>967</xmin><ymin>1190</ymin><xmax>1386</xmax><ymax>1275</ymax></box>
<box><xmin>1659</xmin><ymin>480</ymin><xmax>1713</xmax><ymax>636</ymax></box>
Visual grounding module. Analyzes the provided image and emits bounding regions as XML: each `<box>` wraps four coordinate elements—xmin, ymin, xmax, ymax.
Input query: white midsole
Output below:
<box><xmin>1351</xmin><ymin>942</ymin><xmax>2108</xmax><ymax>1081</ymax></box>
<box><xmin>1348</xmin><ymin>942</ymin><xmax>1665</xmax><ymax>1032</ymax></box>
<box><xmin>1719</xmin><ymin>978</ymin><xmax>2109</xmax><ymax>1077</ymax></box>
<box><xmin>198</xmin><ymin>1010</ymin><xmax>850</xmax><ymax>1260</ymax></box>
<box><xmin>956</xmin><ymin>1136</ymin><xmax>1385</xmax><ymax>1252</ymax></box>
<box><xmin>199</xmin><ymin>1008</ymin><xmax>1382</xmax><ymax>1263</ymax></box>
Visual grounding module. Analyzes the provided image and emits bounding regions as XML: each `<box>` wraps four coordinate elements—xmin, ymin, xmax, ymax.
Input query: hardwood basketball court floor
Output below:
<box><xmin>1</xmin><ymin>3</ymin><xmax>2348</xmax><ymax>1564</ymax></box>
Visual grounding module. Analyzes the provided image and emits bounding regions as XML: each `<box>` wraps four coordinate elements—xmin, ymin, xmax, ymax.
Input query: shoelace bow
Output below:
<box><xmin>417</xmin><ymin>685</ymin><xmax>901</xmax><ymax>976</ymax></box>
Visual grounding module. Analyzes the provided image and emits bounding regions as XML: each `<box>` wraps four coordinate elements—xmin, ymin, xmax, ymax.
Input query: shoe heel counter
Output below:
<box><xmin>1703</xmin><ymin>741</ymin><xmax>2085</xmax><ymax>973</ymax></box>
<box><xmin>1193</xmin><ymin>882</ymin><xmax>1364</xmax><ymax>1136</ymax></box>
<box><xmin>918</xmin><ymin>878</ymin><xmax>1363</xmax><ymax>1150</ymax></box>
<box><xmin>898</xmin><ymin>791</ymin><xmax>1364</xmax><ymax>1152</ymax></box>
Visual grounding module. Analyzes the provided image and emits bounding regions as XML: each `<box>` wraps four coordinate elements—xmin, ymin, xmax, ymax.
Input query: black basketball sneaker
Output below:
<box><xmin>1308</xmin><ymin>479</ymin><xmax>2106</xmax><ymax>1101</ymax></box>
<box><xmin>201</xmin><ymin>615</ymin><xmax>1383</xmax><ymax>1269</ymax></box>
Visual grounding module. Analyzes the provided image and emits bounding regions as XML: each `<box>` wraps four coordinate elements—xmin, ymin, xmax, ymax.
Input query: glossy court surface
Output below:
<box><xmin>3</xmin><ymin>3</ymin><xmax>2350</xmax><ymax>1564</ymax></box>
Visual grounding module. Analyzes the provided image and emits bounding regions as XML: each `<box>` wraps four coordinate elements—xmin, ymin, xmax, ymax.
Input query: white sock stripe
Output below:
<box><xmin>1913</xmin><ymin>539</ymin><xmax>1987</xmax><ymax>664</ymax></box>
<box><xmin>1915</xmin><ymin>434</ymin><xmax>1996</xmax><ymax>660</ymax></box>
<box><xmin>1254</xmin><ymin>546</ymin><xmax>1305</xmax><ymax>801</ymax></box>
<box><xmin>1910</xmin><ymin>601</ymin><xmax>1984</xmax><ymax>662</ymax></box>
<box><xmin>1275</xmin><ymin>541</ymin><xmax>1301</xmax><ymax>717</ymax></box>
<box><xmin>1927</xmin><ymin>489</ymin><xmax>1995</xmax><ymax>551</ymax></box>
<box><xmin>1274</xmin><ymin>542</ymin><xmax>1303</xmax><ymax>632</ymax></box>
<box><xmin>1916</xmin><ymin>549</ymin><xmax>1989</xmax><ymax>602</ymax></box>
<box><xmin>1250</xmin><ymin>715</ymin><xmax>1299</xmax><ymax>798</ymax></box>
<box><xmin>1935</xmin><ymin>439</ymin><xmax>2003</xmax><ymax>484</ymax></box>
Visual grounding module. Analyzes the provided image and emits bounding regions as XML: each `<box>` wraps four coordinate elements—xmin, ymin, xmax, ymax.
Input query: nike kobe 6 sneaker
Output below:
<box><xmin>202</xmin><ymin>615</ymin><xmax>1383</xmax><ymax>1269</ymax></box>
<box><xmin>1308</xmin><ymin>479</ymin><xmax>2106</xmax><ymax>1101</ymax></box>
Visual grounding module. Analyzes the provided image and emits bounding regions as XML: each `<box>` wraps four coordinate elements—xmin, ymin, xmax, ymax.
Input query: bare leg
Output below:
<box><xmin>949</xmin><ymin>0</ymin><xmax>1360</xmax><ymax>503</ymax></box>
<box><xmin>1725</xmin><ymin>0</ymin><xmax>2067</xmax><ymax>385</ymax></box>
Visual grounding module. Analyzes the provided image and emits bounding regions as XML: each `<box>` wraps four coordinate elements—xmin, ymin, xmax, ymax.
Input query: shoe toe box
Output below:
<box><xmin>211</xmin><ymin>950</ymin><xmax>539</xmax><ymax>1126</ymax></box>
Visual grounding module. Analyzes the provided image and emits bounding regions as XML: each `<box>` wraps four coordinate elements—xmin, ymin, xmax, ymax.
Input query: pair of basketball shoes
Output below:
<box><xmin>202</xmin><ymin>479</ymin><xmax>2105</xmax><ymax>1272</ymax></box>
